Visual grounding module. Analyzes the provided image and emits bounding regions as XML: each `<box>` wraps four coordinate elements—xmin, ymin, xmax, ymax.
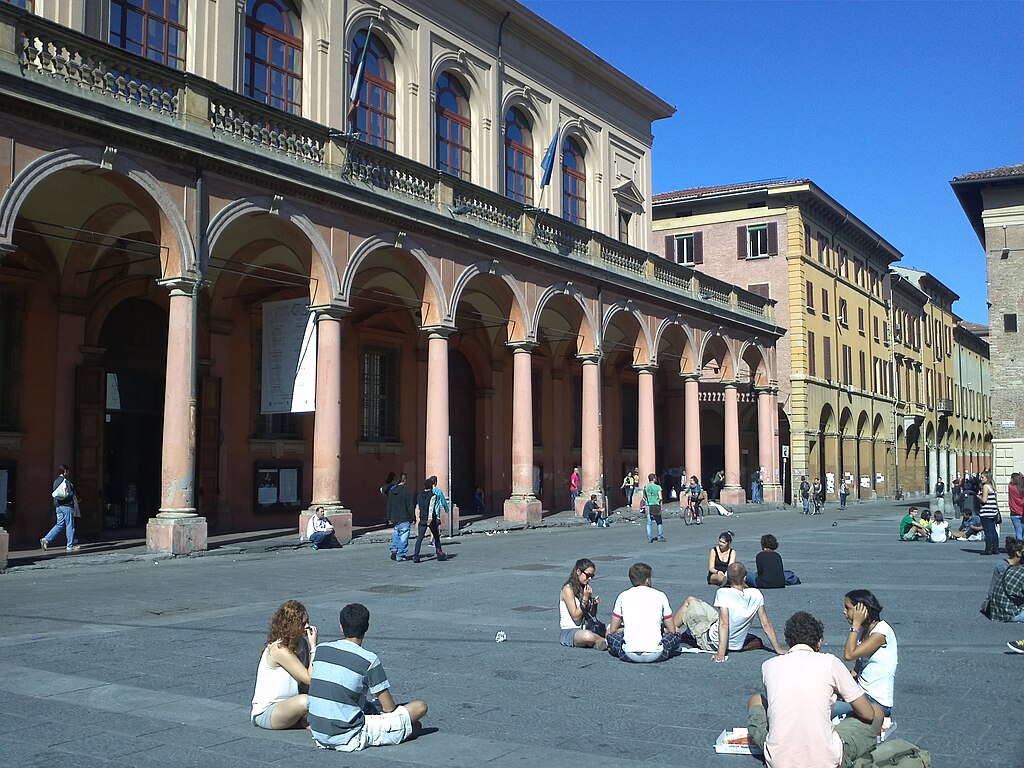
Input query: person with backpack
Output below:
<box><xmin>799</xmin><ymin>476</ymin><xmax>811</xmax><ymax>514</ymax></box>
<box><xmin>40</xmin><ymin>463</ymin><xmax>80</xmax><ymax>553</ymax></box>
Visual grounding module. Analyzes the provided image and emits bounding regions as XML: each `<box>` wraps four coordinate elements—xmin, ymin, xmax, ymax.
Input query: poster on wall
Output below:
<box><xmin>262</xmin><ymin>298</ymin><xmax>317</xmax><ymax>413</ymax></box>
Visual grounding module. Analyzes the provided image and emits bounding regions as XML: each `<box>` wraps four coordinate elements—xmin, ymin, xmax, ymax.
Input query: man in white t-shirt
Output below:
<box><xmin>605</xmin><ymin>562</ymin><xmax>683</xmax><ymax>662</ymax></box>
<box><xmin>675</xmin><ymin>562</ymin><xmax>785</xmax><ymax>662</ymax></box>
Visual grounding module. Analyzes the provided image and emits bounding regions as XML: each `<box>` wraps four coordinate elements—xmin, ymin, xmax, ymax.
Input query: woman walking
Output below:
<box><xmin>1008</xmin><ymin>472</ymin><xmax>1024</xmax><ymax>541</ymax></box>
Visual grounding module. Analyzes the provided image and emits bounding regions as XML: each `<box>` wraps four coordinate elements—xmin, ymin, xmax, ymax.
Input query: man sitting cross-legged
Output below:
<box><xmin>308</xmin><ymin>603</ymin><xmax>428</xmax><ymax>751</ymax></box>
<box><xmin>605</xmin><ymin>562</ymin><xmax>684</xmax><ymax>662</ymax></box>
<box><xmin>675</xmin><ymin>562</ymin><xmax>786</xmax><ymax>663</ymax></box>
<box><xmin>746</xmin><ymin>610</ymin><xmax>883</xmax><ymax>768</ymax></box>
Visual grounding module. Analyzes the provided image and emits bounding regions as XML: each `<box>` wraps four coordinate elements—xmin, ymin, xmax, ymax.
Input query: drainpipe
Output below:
<box><xmin>188</xmin><ymin>165</ymin><xmax>205</xmax><ymax>508</ymax></box>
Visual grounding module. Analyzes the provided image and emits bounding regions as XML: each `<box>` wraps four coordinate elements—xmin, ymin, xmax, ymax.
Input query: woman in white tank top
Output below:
<box><xmin>559</xmin><ymin>558</ymin><xmax>608</xmax><ymax>650</ymax></box>
<box><xmin>251</xmin><ymin>599</ymin><xmax>317</xmax><ymax>729</ymax></box>
<box><xmin>840</xmin><ymin>589</ymin><xmax>898</xmax><ymax>715</ymax></box>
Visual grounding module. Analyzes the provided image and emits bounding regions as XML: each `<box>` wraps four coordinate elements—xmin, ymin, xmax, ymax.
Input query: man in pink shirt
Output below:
<box><xmin>747</xmin><ymin>611</ymin><xmax>882</xmax><ymax>768</ymax></box>
<box><xmin>569</xmin><ymin>466</ymin><xmax>580</xmax><ymax>511</ymax></box>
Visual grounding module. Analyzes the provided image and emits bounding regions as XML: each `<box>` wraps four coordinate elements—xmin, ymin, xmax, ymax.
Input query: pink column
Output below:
<box><xmin>683</xmin><ymin>374</ymin><xmax>702</xmax><ymax>484</ymax></box>
<box><xmin>148</xmin><ymin>278</ymin><xmax>207</xmax><ymax>554</ymax></box>
<box><xmin>636</xmin><ymin>366</ymin><xmax>657</xmax><ymax>484</ymax></box>
<box><xmin>302</xmin><ymin>307</ymin><xmax>352</xmax><ymax>544</ymax></box>
<box><xmin>758</xmin><ymin>388</ymin><xmax>781</xmax><ymax>502</ymax></box>
<box><xmin>720</xmin><ymin>382</ymin><xmax>746</xmax><ymax>505</ymax></box>
<box><xmin>424</xmin><ymin>326</ymin><xmax>460</xmax><ymax>531</ymax></box>
<box><xmin>579</xmin><ymin>354</ymin><xmax>603</xmax><ymax>513</ymax></box>
<box><xmin>504</xmin><ymin>342</ymin><xmax>541</xmax><ymax>522</ymax></box>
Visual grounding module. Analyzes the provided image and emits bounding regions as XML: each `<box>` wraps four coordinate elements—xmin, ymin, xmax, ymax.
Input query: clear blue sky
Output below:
<box><xmin>520</xmin><ymin>0</ymin><xmax>1023</xmax><ymax>324</ymax></box>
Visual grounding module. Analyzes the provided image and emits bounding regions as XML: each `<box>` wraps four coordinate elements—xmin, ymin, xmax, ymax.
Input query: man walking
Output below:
<box><xmin>308</xmin><ymin>603</ymin><xmax>428</xmax><ymax>751</ymax></box>
<box><xmin>643</xmin><ymin>473</ymin><xmax>665</xmax><ymax>542</ymax></box>
<box><xmin>386</xmin><ymin>473</ymin><xmax>415</xmax><ymax>561</ymax></box>
<box><xmin>745</xmin><ymin>611</ymin><xmax>883</xmax><ymax>768</ymax></box>
<box><xmin>40</xmin><ymin>464</ymin><xmax>79</xmax><ymax>553</ymax></box>
<box><xmin>799</xmin><ymin>476</ymin><xmax>810</xmax><ymax>514</ymax></box>
<box><xmin>751</xmin><ymin>468</ymin><xmax>763</xmax><ymax>504</ymax></box>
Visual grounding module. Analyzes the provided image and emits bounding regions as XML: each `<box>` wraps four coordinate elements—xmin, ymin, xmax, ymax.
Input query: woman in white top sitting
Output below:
<box><xmin>834</xmin><ymin>589</ymin><xmax>898</xmax><ymax>719</ymax></box>
<box><xmin>251</xmin><ymin>599</ymin><xmax>317</xmax><ymax>729</ymax></box>
<box><xmin>559</xmin><ymin>558</ymin><xmax>608</xmax><ymax>650</ymax></box>
<box><xmin>929</xmin><ymin>510</ymin><xmax>950</xmax><ymax>542</ymax></box>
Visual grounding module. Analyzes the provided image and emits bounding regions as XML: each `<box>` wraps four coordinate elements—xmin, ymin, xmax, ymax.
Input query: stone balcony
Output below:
<box><xmin>0</xmin><ymin>4</ymin><xmax>776</xmax><ymax>329</ymax></box>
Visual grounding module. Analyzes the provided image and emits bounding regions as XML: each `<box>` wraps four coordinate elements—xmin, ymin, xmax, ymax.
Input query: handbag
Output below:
<box><xmin>52</xmin><ymin>478</ymin><xmax>71</xmax><ymax>502</ymax></box>
<box><xmin>581</xmin><ymin>614</ymin><xmax>606</xmax><ymax>637</ymax></box>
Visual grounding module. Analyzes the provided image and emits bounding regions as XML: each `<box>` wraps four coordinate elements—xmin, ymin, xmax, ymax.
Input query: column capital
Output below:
<box><xmin>507</xmin><ymin>340</ymin><xmax>537</xmax><ymax>353</ymax></box>
<box><xmin>723</xmin><ymin>380</ymin><xmax>740</xmax><ymax>391</ymax></box>
<box><xmin>680</xmin><ymin>371</ymin><xmax>700</xmax><ymax>381</ymax></box>
<box><xmin>157</xmin><ymin>275</ymin><xmax>199</xmax><ymax>297</ymax></box>
<box><xmin>311</xmin><ymin>304</ymin><xmax>350</xmax><ymax>321</ymax></box>
<box><xmin>633</xmin><ymin>364</ymin><xmax>658</xmax><ymax>375</ymax></box>
<box><xmin>421</xmin><ymin>324</ymin><xmax>457</xmax><ymax>340</ymax></box>
<box><xmin>754</xmin><ymin>385</ymin><xmax>779</xmax><ymax>396</ymax></box>
<box><xmin>577</xmin><ymin>352</ymin><xmax>603</xmax><ymax>365</ymax></box>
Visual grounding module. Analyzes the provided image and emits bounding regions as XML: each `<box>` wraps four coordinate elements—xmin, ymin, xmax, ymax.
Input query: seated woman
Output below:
<box><xmin>929</xmin><ymin>510</ymin><xmax>949</xmax><ymax>542</ymax></box>
<box><xmin>559</xmin><ymin>558</ymin><xmax>608</xmax><ymax>650</ymax></box>
<box><xmin>984</xmin><ymin>537</ymin><xmax>1024</xmax><ymax>622</ymax></box>
<box><xmin>707</xmin><ymin>531</ymin><xmax>736</xmax><ymax>585</ymax></box>
<box><xmin>251</xmin><ymin>599</ymin><xmax>317</xmax><ymax>729</ymax></box>
<box><xmin>834</xmin><ymin>589</ymin><xmax>897</xmax><ymax>719</ymax></box>
<box><xmin>744</xmin><ymin>533</ymin><xmax>787</xmax><ymax>589</ymax></box>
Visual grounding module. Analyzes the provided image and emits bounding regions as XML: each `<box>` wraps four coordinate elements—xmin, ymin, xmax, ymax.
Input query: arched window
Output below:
<box><xmin>350</xmin><ymin>29</ymin><xmax>395</xmax><ymax>152</ymax></box>
<box><xmin>109</xmin><ymin>0</ymin><xmax>186</xmax><ymax>69</ymax></box>
<box><xmin>244</xmin><ymin>0</ymin><xmax>302</xmax><ymax>114</ymax></box>
<box><xmin>435</xmin><ymin>72</ymin><xmax>471</xmax><ymax>180</ymax></box>
<box><xmin>504</xmin><ymin>108</ymin><xmax>533</xmax><ymax>204</ymax></box>
<box><xmin>562</xmin><ymin>136</ymin><xmax>586</xmax><ymax>226</ymax></box>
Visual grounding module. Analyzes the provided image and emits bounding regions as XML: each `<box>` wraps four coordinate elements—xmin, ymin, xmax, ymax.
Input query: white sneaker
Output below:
<box><xmin>877</xmin><ymin>718</ymin><xmax>897</xmax><ymax>743</ymax></box>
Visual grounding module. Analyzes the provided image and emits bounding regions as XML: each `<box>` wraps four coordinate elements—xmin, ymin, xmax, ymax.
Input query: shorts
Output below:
<box><xmin>560</xmin><ymin>627</ymin><xmax>580</xmax><ymax>647</ymax></box>
<box><xmin>683</xmin><ymin>600</ymin><xmax>719</xmax><ymax>650</ymax></box>
<box><xmin>251</xmin><ymin>703</ymin><xmax>278</xmax><ymax>729</ymax></box>
<box><xmin>316</xmin><ymin>706</ymin><xmax>412</xmax><ymax>751</ymax></box>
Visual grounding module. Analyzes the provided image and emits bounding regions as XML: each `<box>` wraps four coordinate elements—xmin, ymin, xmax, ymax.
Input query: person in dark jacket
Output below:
<box><xmin>387</xmin><ymin>473</ymin><xmax>415</xmax><ymax>561</ymax></box>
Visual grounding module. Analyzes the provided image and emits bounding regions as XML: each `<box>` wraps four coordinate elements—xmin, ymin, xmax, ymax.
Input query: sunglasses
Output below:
<box><xmin>579</xmin><ymin>571</ymin><xmax>596</xmax><ymax>579</ymax></box>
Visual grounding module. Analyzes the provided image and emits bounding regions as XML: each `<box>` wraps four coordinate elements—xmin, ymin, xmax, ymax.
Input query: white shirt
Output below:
<box><xmin>709</xmin><ymin>586</ymin><xmax>764</xmax><ymax>650</ymax></box>
<box><xmin>611</xmin><ymin>585</ymin><xmax>673</xmax><ymax>654</ymax></box>
<box><xmin>930</xmin><ymin>520</ymin><xmax>949</xmax><ymax>542</ymax></box>
<box><xmin>854</xmin><ymin>620</ymin><xmax>898</xmax><ymax>708</ymax></box>
<box><xmin>559</xmin><ymin>593</ymin><xmax>582</xmax><ymax>630</ymax></box>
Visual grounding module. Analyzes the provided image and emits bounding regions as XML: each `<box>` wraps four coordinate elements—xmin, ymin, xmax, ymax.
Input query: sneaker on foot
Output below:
<box><xmin>66</xmin><ymin>545</ymin><xmax>81</xmax><ymax>553</ymax></box>
<box><xmin>1008</xmin><ymin>639</ymin><xmax>1024</xmax><ymax>654</ymax></box>
<box><xmin>390</xmin><ymin>552</ymin><xmax>397</xmax><ymax>560</ymax></box>
<box><xmin>657</xmin><ymin>536</ymin><xmax>666</xmax><ymax>542</ymax></box>
<box><xmin>39</xmin><ymin>538</ymin><xmax>49</xmax><ymax>550</ymax></box>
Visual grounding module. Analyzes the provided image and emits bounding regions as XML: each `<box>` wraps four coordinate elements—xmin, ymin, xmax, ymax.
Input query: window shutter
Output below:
<box><xmin>823</xmin><ymin>337</ymin><xmax>832</xmax><ymax>381</ymax></box>
<box><xmin>767</xmin><ymin>222</ymin><xmax>779</xmax><ymax>256</ymax></box>
<box><xmin>808</xmin><ymin>331</ymin><xmax>816</xmax><ymax>376</ymax></box>
<box><xmin>737</xmin><ymin>226</ymin><xmax>747</xmax><ymax>259</ymax></box>
<box><xmin>664</xmin><ymin>235</ymin><xmax>675</xmax><ymax>261</ymax></box>
<box><xmin>804</xmin><ymin>227</ymin><xmax>811</xmax><ymax>256</ymax></box>
<box><xmin>693</xmin><ymin>231</ymin><xmax>704</xmax><ymax>264</ymax></box>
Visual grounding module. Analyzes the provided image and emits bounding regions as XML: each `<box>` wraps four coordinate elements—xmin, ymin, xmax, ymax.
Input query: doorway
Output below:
<box><xmin>448</xmin><ymin>349</ymin><xmax>477</xmax><ymax>512</ymax></box>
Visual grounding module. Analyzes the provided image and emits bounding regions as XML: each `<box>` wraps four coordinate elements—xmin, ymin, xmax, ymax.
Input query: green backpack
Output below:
<box><xmin>852</xmin><ymin>738</ymin><xmax>931</xmax><ymax>768</ymax></box>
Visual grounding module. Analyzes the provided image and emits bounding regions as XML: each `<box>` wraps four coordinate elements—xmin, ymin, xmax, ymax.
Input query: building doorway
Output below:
<box><xmin>448</xmin><ymin>349</ymin><xmax>477</xmax><ymax>513</ymax></box>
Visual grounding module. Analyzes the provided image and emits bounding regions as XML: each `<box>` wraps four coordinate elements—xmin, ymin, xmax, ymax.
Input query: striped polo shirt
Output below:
<box><xmin>308</xmin><ymin>639</ymin><xmax>391</xmax><ymax>749</ymax></box>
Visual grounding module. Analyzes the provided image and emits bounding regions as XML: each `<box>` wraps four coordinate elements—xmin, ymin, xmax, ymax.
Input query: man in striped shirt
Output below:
<box><xmin>308</xmin><ymin>603</ymin><xmax>428</xmax><ymax>751</ymax></box>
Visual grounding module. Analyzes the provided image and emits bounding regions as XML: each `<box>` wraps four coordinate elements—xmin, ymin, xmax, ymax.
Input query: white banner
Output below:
<box><xmin>261</xmin><ymin>298</ymin><xmax>317</xmax><ymax>414</ymax></box>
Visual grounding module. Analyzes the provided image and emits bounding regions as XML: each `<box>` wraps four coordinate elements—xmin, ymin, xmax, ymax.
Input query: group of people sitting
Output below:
<box><xmin>898</xmin><ymin>506</ymin><xmax>951</xmax><ymax>542</ymax></box>
<box><xmin>560</xmin><ymin>559</ymin><xmax>898</xmax><ymax>765</ymax></box>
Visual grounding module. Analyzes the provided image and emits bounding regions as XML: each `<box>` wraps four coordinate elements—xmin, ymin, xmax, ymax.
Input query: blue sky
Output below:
<box><xmin>520</xmin><ymin>0</ymin><xmax>1023</xmax><ymax>324</ymax></box>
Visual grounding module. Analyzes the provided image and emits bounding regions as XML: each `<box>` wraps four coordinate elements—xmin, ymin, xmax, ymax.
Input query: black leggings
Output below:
<box><xmin>413</xmin><ymin>518</ymin><xmax>443</xmax><ymax>558</ymax></box>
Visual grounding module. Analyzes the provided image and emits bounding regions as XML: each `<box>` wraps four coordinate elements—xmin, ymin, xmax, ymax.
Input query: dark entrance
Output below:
<box><xmin>448</xmin><ymin>349</ymin><xmax>476</xmax><ymax>512</ymax></box>
<box><xmin>98</xmin><ymin>298</ymin><xmax>167</xmax><ymax>530</ymax></box>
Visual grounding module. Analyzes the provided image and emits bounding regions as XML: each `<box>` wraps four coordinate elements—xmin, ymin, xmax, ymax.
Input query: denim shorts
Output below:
<box><xmin>252</xmin><ymin>703</ymin><xmax>278</xmax><ymax>729</ymax></box>
<box><xmin>560</xmin><ymin>627</ymin><xmax>579</xmax><ymax>647</ymax></box>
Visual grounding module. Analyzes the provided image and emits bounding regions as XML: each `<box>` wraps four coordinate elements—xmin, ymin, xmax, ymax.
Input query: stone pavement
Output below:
<box><xmin>1</xmin><ymin>498</ymin><xmax>1020</xmax><ymax>767</ymax></box>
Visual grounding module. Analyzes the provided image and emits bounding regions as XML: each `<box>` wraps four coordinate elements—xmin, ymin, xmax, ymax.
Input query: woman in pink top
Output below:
<box><xmin>1008</xmin><ymin>472</ymin><xmax>1024</xmax><ymax>540</ymax></box>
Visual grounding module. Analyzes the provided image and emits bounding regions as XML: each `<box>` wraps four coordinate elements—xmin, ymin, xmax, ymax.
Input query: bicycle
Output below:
<box><xmin>811</xmin><ymin>496</ymin><xmax>824</xmax><ymax>516</ymax></box>
<box><xmin>684</xmin><ymin>496</ymin><xmax>704</xmax><ymax>526</ymax></box>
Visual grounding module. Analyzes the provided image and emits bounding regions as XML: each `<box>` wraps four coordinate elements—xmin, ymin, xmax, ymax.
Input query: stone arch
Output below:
<box><xmin>602</xmin><ymin>301</ymin><xmax>652</xmax><ymax>364</ymax></box>
<box><xmin>430</xmin><ymin>53</ymin><xmax>485</xmax><ymax>98</ymax></box>
<box><xmin>0</xmin><ymin>146</ymin><xmax>194</xmax><ymax>277</ymax></box>
<box><xmin>738</xmin><ymin>340</ymin><xmax>771</xmax><ymax>387</ymax></box>
<box><xmin>819</xmin><ymin>403</ymin><xmax>837</xmax><ymax>433</ymax></box>
<box><xmin>653</xmin><ymin>316</ymin><xmax>693</xmax><ymax>375</ymax></box>
<box><xmin>501</xmin><ymin>88</ymin><xmax>542</xmax><ymax>130</ymax></box>
<box><xmin>697</xmin><ymin>330</ymin><xmax>736</xmax><ymax>381</ymax></box>
<box><xmin>449</xmin><ymin>260</ymin><xmax>529</xmax><ymax>340</ymax></box>
<box><xmin>340</xmin><ymin>232</ymin><xmax>445</xmax><ymax>324</ymax></box>
<box><xmin>206</xmin><ymin>196</ymin><xmax>338</xmax><ymax>303</ymax></box>
<box><xmin>532</xmin><ymin>282</ymin><xmax>599</xmax><ymax>354</ymax></box>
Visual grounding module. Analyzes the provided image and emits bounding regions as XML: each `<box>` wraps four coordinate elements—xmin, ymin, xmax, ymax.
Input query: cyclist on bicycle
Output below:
<box><xmin>686</xmin><ymin>475</ymin><xmax>704</xmax><ymax>524</ymax></box>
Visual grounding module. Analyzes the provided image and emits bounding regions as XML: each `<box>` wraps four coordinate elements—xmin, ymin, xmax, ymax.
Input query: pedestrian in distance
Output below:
<box><xmin>643</xmin><ymin>473</ymin><xmax>665</xmax><ymax>543</ymax></box>
<box><xmin>386</xmin><ymin>473</ymin><xmax>415</xmax><ymax>561</ymax></box>
<box><xmin>1007</xmin><ymin>472</ymin><xmax>1024</xmax><ymax>541</ymax></box>
<box><xmin>379</xmin><ymin>472</ymin><xmax>396</xmax><ymax>524</ymax></box>
<box><xmin>620</xmin><ymin>469</ymin><xmax>636</xmax><ymax>507</ymax></box>
<box><xmin>412</xmin><ymin>476</ymin><xmax>448</xmax><ymax>563</ymax></box>
<box><xmin>751</xmin><ymin>468</ymin><xmax>763</xmax><ymax>504</ymax></box>
<box><xmin>811</xmin><ymin>479</ymin><xmax>825</xmax><ymax>515</ymax></box>
<box><xmin>839</xmin><ymin>478</ymin><xmax>849</xmax><ymax>509</ymax></box>
<box><xmin>251</xmin><ymin>600</ymin><xmax>316</xmax><ymax>730</ymax></box>
<box><xmin>40</xmin><ymin>463</ymin><xmax>80</xmax><ymax>553</ymax></box>
<box><xmin>569</xmin><ymin>466</ymin><xmax>580</xmax><ymax>512</ymax></box>
<box><xmin>799</xmin><ymin>475</ymin><xmax>811</xmax><ymax>514</ymax></box>
<box><xmin>978</xmin><ymin>470</ymin><xmax>1002</xmax><ymax>555</ymax></box>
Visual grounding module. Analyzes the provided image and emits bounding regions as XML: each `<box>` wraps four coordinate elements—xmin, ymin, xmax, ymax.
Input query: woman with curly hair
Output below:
<box><xmin>251</xmin><ymin>600</ymin><xmax>317</xmax><ymax>729</ymax></box>
<box><xmin>559</xmin><ymin>558</ymin><xmax>608</xmax><ymax>650</ymax></box>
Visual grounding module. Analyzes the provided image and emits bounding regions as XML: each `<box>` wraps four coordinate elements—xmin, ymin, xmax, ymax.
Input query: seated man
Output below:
<box><xmin>747</xmin><ymin>611</ymin><xmax>883</xmax><ymax>768</ymax></box>
<box><xmin>308</xmin><ymin>603</ymin><xmax>428</xmax><ymax>751</ymax></box>
<box><xmin>745</xmin><ymin>534</ymin><xmax>786</xmax><ymax>589</ymax></box>
<box><xmin>306</xmin><ymin>506</ymin><xmax>338</xmax><ymax>550</ymax></box>
<box><xmin>898</xmin><ymin>507</ymin><xmax>929</xmax><ymax>541</ymax></box>
<box><xmin>582</xmin><ymin>494</ymin><xmax>608</xmax><ymax>527</ymax></box>
<box><xmin>951</xmin><ymin>509</ymin><xmax>984</xmax><ymax>540</ymax></box>
<box><xmin>605</xmin><ymin>562</ymin><xmax>683</xmax><ymax>663</ymax></box>
<box><xmin>675</xmin><ymin>562</ymin><xmax>785</xmax><ymax>663</ymax></box>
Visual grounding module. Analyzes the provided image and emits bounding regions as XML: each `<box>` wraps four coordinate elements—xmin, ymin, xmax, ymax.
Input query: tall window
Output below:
<box><xmin>350</xmin><ymin>29</ymin><xmax>395</xmax><ymax>151</ymax></box>
<box><xmin>3</xmin><ymin>0</ymin><xmax>35</xmax><ymax>11</ymax></box>
<box><xmin>109</xmin><ymin>0</ymin><xmax>186</xmax><ymax>69</ymax></box>
<box><xmin>244</xmin><ymin>0</ymin><xmax>302</xmax><ymax>114</ymax></box>
<box><xmin>504</xmin><ymin>108</ymin><xmax>533</xmax><ymax>203</ymax></box>
<box><xmin>0</xmin><ymin>291</ymin><xmax>23</xmax><ymax>430</ymax></box>
<box><xmin>435</xmin><ymin>72</ymin><xmax>471</xmax><ymax>180</ymax></box>
<box><xmin>361</xmin><ymin>347</ymin><xmax>399</xmax><ymax>441</ymax></box>
<box><xmin>561</xmin><ymin>136</ymin><xmax>586</xmax><ymax>226</ymax></box>
<box><xmin>621</xmin><ymin>383</ymin><xmax>638</xmax><ymax>449</ymax></box>
<box><xmin>617</xmin><ymin>210</ymin><xmax>631</xmax><ymax>243</ymax></box>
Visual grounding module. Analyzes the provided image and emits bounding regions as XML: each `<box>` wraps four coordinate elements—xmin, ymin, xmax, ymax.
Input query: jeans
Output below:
<box><xmin>752</xmin><ymin>485</ymin><xmax>762</xmax><ymax>504</ymax></box>
<box><xmin>832</xmin><ymin>692</ymin><xmax>891</xmax><ymax>718</ymax></box>
<box><xmin>624</xmin><ymin>487</ymin><xmax>634</xmax><ymax>506</ymax></box>
<box><xmin>390</xmin><ymin>521</ymin><xmax>411</xmax><ymax>558</ymax></box>
<box><xmin>570</xmin><ymin>490</ymin><xmax>579</xmax><ymax>511</ymax></box>
<box><xmin>645</xmin><ymin>506</ymin><xmax>664</xmax><ymax>540</ymax></box>
<box><xmin>606</xmin><ymin>629</ymin><xmax>682</xmax><ymax>662</ymax></box>
<box><xmin>980</xmin><ymin>515</ymin><xmax>999</xmax><ymax>553</ymax></box>
<box><xmin>412</xmin><ymin>519</ymin><xmax>444</xmax><ymax>559</ymax></box>
<box><xmin>840</xmin><ymin>493</ymin><xmax>848</xmax><ymax>508</ymax></box>
<box><xmin>43</xmin><ymin>506</ymin><xmax>76</xmax><ymax>549</ymax></box>
<box><xmin>309</xmin><ymin>530</ymin><xmax>336</xmax><ymax>549</ymax></box>
<box><xmin>1012</xmin><ymin>515</ymin><xmax>1024</xmax><ymax>541</ymax></box>
<box><xmin>802</xmin><ymin>497</ymin><xmax>810</xmax><ymax>514</ymax></box>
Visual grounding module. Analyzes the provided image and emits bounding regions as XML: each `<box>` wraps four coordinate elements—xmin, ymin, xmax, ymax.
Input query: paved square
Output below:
<box><xmin>1</xmin><ymin>500</ymin><xmax>1020</xmax><ymax>766</ymax></box>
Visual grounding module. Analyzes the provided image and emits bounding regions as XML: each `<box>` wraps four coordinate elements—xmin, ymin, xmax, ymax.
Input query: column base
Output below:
<box><xmin>0</xmin><ymin>526</ymin><xmax>8</xmax><ymax>574</ymax></box>
<box><xmin>147</xmin><ymin>511</ymin><xmax>208</xmax><ymax>555</ymax></box>
<box><xmin>762</xmin><ymin>483</ymin><xmax>783</xmax><ymax>503</ymax></box>
<box><xmin>504</xmin><ymin>495</ymin><xmax>542</xmax><ymax>523</ymax></box>
<box><xmin>299</xmin><ymin>505</ymin><xmax>352</xmax><ymax>545</ymax></box>
<box><xmin>720</xmin><ymin>486</ymin><xmax>747</xmax><ymax>506</ymax></box>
